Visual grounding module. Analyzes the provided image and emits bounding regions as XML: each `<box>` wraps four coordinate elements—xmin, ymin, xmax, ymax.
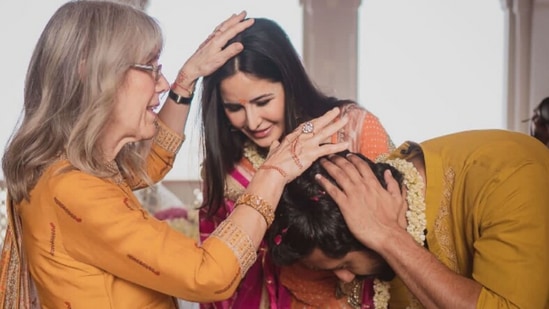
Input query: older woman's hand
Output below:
<box><xmin>173</xmin><ymin>11</ymin><xmax>254</xmax><ymax>92</ymax></box>
<box><xmin>261</xmin><ymin>107</ymin><xmax>349</xmax><ymax>183</ymax></box>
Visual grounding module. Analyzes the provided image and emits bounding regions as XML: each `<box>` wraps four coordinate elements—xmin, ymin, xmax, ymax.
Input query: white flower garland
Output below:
<box><xmin>373</xmin><ymin>279</ymin><xmax>391</xmax><ymax>308</ymax></box>
<box><xmin>372</xmin><ymin>157</ymin><xmax>427</xmax><ymax>309</ymax></box>
<box><xmin>242</xmin><ymin>141</ymin><xmax>265</xmax><ymax>170</ymax></box>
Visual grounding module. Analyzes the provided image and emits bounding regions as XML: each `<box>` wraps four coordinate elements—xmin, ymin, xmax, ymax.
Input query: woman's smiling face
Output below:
<box><xmin>220</xmin><ymin>71</ymin><xmax>285</xmax><ymax>149</ymax></box>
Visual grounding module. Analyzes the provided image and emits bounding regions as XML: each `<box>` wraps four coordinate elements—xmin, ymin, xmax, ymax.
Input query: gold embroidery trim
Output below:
<box><xmin>433</xmin><ymin>167</ymin><xmax>459</xmax><ymax>273</ymax></box>
<box><xmin>211</xmin><ymin>219</ymin><xmax>257</xmax><ymax>277</ymax></box>
<box><xmin>153</xmin><ymin>120</ymin><xmax>185</xmax><ymax>153</ymax></box>
<box><xmin>235</xmin><ymin>193</ymin><xmax>274</xmax><ymax>226</ymax></box>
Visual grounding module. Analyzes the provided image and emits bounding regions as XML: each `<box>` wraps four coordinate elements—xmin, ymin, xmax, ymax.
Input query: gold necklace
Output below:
<box><xmin>335</xmin><ymin>279</ymin><xmax>364</xmax><ymax>308</ymax></box>
<box><xmin>372</xmin><ymin>157</ymin><xmax>427</xmax><ymax>309</ymax></box>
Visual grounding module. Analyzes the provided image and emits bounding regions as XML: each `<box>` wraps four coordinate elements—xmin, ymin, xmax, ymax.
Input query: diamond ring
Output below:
<box><xmin>301</xmin><ymin>121</ymin><xmax>314</xmax><ymax>134</ymax></box>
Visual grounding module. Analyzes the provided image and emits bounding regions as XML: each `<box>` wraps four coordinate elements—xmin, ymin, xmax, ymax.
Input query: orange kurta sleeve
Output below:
<box><xmin>358</xmin><ymin>112</ymin><xmax>394</xmax><ymax>160</ymax></box>
<box><xmin>16</xmin><ymin>119</ymin><xmax>255</xmax><ymax>308</ymax></box>
<box><xmin>330</xmin><ymin>103</ymin><xmax>394</xmax><ymax>160</ymax></box>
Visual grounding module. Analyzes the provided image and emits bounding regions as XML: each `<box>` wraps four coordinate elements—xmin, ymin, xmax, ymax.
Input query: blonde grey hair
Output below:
<box><xmin>92</xmin><ymin>0</ymin><xmax>150</xmax><ymax>10</ymax></box>
<box><xmin>2</xmin><ymin>0</ymin><xmax>163</xmax><ymax>203</ymax></box>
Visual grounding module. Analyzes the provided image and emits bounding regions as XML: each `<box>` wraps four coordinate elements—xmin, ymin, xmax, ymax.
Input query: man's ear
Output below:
<box><xmin>540</xmin><ymin>102</ymin><xmax>549</xmax><ymax>122</ymax></box>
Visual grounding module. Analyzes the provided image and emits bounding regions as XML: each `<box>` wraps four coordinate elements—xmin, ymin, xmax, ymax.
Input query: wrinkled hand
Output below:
<box><xmin>176</xmin><ymin>11</ymin><xmax>254</xmax><ymax>87</ymax></box>
<box><xmin>316</xmin><ymin>154</ymin><xmax>406</xmax><ymax>250</ymax></box>
<box><xmin>261</xmin><ymin>107</ymin><xmax>349</xmax><ymax>183</ymax></box>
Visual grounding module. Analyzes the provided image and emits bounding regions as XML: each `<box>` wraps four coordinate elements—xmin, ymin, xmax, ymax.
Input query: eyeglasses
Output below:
<box><xmin>131</xmin><ymin>63</ymin><xmax>163</xmax><ymax>82</ymax></box>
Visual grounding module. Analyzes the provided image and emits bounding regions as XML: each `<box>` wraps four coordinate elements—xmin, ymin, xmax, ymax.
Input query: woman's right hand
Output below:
<box><xmin>172</xmin><ymin>12</ymin><xmax>254</xmax><ymax>95</ymax></box>
<box><xmin>261</xmin><ymin>107</ymin><xmax>349</xmax><ymax>183</ymax></box>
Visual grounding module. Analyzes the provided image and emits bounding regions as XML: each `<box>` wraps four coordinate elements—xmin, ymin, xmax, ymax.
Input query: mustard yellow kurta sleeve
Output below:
<box><xmin>20</xmin><ymin>160</ymin><xmax>244</xmax><ymax>308</ymax></box>
<box><xmin>55</xmin><ymin>170</ymin><xmax>242</xmax><ymax>298</ymax></box>
<box><xmin>470</xmin><ymin>159</ymin><xmax>549</xmax><ymax>308</ymax></box>
<box><xmin>128</xmin><ymin>119</ymin><xmax>185</xmax><ymax>189</ymax></box>
<box><xmin>389</xmin><ymin>130</ymin><xmax>549</xmax><ymax>308</ymax></box>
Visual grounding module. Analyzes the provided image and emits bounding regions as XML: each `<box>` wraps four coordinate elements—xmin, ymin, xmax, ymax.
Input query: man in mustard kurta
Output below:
<box><xmin>276</xmin><ymin>129</ymin><xmax>549</xmax><ymax>308</ymax></box>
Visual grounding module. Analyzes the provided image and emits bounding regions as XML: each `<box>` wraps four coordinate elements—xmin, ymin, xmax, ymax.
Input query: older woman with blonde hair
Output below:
<box><xmin>0</xmin><ymin>1</ymin><xmax>349</xmax><ymax>308</ymax></box>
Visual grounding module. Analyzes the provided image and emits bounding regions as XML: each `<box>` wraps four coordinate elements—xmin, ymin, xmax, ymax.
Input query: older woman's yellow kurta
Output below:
<box><xmin>389</xmin><ymin>129</ymin><xmax>549</xmax><ymax>308</ymax></box>
<box><xmin>15</xmin><ymin>122</ymin><xmax>243</xmax><ymax>309</ymax></box>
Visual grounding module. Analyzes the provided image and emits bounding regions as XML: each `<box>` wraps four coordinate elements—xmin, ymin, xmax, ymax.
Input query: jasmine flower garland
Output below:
<box><xmin>372</xmin><ymin>157</ymin><xmax>427</xmax><ymax>309</ymax></box>
<box><xmin>243</xmin><ymin>141</ymin><xmax>265</xmax><ymax>170</ymax></box>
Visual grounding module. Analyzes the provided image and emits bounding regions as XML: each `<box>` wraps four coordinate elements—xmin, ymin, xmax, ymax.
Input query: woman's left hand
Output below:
<box><xmin>174</xmin><ymin>11</ymin><xmax>254</xmax><ymax>90</ymax></box>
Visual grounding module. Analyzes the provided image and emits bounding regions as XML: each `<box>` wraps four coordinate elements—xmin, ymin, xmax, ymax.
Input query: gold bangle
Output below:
<box><xmin>235</xmin><ymin>193</ymin><xmax>275</xmax><ymax>226</ymax></box>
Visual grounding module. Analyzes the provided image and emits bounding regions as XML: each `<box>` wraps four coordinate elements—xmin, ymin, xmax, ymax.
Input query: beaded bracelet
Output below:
<box><xmin>235</xmin><ymin>193</ymin><xmax>275</xmax><ymax>226</ymax></box>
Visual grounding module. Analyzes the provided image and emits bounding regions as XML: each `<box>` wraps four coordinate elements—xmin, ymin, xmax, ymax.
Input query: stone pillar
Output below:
<box><xmin>301</xmin><ymin>0</ymin><xmax>362</xmax><ymax>101</ymax></box>
<box><xmin>501</xmin><ymin>0</ymin><xmax>533</xmax><ymax>132</ymax></box>
<box><xmin>529</xmin><ymin>0</ymin><xmax>549</xmax><ymax>115</ymax></box>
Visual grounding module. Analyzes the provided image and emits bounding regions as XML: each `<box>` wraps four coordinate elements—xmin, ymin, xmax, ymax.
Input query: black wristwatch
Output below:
<box><xmin>168</xmin><ymin>89</ymin><xmax>193</xmax><ymax>105</ymax></box>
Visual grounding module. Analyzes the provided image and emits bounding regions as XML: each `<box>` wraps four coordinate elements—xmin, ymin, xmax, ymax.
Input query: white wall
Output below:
<box><xmin>0</xmin><ymin>0</ymin><xmax>69</xmax><ymax>179</ymax></box>
<box><xmin>0</xmin><ymin>0</ymin><xmax>504</xmax><ymax>180</ymax></box>
<box><xmin>358</xmin><ymin>0</ymin><xmax>505</xmax><ymax>145</ymax></box>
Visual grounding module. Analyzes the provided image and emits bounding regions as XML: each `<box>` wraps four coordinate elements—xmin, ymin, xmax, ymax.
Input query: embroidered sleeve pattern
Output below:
<box><xmin>210</xmin><ymin>219</ymin><xmax>257</xmax><ymax>277</ymax></box>
<box><xmin>153</xmin><ymin>120</ymin><xmax>185</xmax><ymax>153</ymax></box>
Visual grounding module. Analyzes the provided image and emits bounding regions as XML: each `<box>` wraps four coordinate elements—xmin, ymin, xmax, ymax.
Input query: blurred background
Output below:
<box><xmin>0</xmin><ymin>0</ymin><xmax>520</xmax><ymax>181</ymax></box>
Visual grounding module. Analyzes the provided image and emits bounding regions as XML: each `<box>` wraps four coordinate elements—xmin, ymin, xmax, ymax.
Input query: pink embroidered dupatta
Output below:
<box><xmin>199</xmin><ymin>166</ymin><xmax>292</xmax><ymax>309</ymax></box>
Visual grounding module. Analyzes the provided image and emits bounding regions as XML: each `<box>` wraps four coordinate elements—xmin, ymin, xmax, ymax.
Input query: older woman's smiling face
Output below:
<box><xmin>110</xmin><ymin>60</ymin><xmax>169</xmax><ymax>142</ymax></box>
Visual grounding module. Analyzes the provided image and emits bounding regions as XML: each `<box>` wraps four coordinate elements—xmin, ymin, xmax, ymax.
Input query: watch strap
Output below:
<box><xmin>168</xmin><ymin>89</ymin><xmax>193</xmax><ymax>105</ymax></box>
